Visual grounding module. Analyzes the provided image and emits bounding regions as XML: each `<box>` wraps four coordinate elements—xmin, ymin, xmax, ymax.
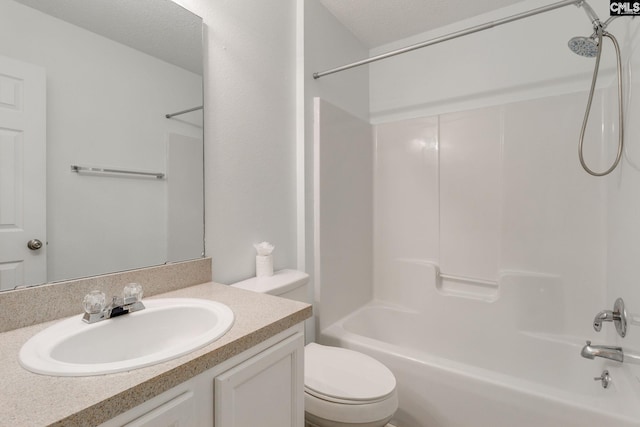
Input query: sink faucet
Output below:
<box><xmin>581</xmin><ymin>340</ymin><xmax>624</xmax><ymax>363</ymax></box>
<box><xmin>82</xmin><ymin>283</ymin><xmax>145</xmax><ymax>324</ymax></box>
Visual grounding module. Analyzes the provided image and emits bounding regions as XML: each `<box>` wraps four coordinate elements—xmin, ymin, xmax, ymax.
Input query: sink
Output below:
<box><xmin>19</xmin><ymin>298</ymin><xmax>234</xmax><ymax>376</ymax></box>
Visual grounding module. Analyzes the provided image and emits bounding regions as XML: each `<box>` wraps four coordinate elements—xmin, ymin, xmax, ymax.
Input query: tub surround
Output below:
<box><xmin>0</xmin><ymin>262</ymin><xmax>311</xmax><ymax>426</ymax></box>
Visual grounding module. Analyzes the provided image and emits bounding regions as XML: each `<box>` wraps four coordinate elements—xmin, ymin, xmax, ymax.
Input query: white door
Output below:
<box><xmin>0</xmin><ymin>55</ymin><xmax>46</xmax><ymax>290</ymax></box>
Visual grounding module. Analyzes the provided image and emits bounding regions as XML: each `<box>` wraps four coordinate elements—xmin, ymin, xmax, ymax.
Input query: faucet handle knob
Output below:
<box><xmin>123</xmin><ymin>283</ymin><xmax>143</xmax><ymax>303</ymax></box>
<box><xmin>83</xmin><ymin>290</ymin><xmax>106</xmax><ymax>314</ymax></box>
<box><xmin>586</xmin><ymin>340</ymin><xmax>591</xmax><ymax>346</ymax></box>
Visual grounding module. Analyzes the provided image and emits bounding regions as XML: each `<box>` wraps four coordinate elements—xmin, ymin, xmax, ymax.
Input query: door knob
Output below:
<box><xmin>27</xmin><ymin>239</ymin><xmax>43</xmax><ymax>250</ymax></box>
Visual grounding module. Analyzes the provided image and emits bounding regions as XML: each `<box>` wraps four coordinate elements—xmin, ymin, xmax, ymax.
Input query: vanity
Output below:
<box><xmin>0</xmin><ymin>260</ymin><xmax>311</xmax><ymax>426</ymax></box>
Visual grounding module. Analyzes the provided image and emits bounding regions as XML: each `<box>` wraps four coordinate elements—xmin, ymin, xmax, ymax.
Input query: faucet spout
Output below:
<box><xmin>581</xmin><ymin>341</ymin><xmax>623</xmax><ymax>363</ymax></box>
<box><xmin>107</xmin><ymin>295</ymin><xmax>144</xmax><ymax>318</ymax></box>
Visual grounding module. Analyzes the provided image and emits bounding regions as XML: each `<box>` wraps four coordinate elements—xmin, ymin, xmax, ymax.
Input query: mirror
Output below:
<box><xmin>0</xmin><ymin>0</ymin><xmax>204</xmax><ymax>291</ymax></box>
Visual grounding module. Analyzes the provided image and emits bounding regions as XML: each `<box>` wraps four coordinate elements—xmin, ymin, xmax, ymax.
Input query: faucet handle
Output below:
<box><xmin>593</xmin><ymin>299</ymin><xmax>627</xmax><ymax>337</ymax></box>
<box><xmin>586</xmin><ymin>340</ymin><xmax>591</xmax><ymax>346</ymax></box>
<box><xmin>123</xmin><ymin>283</ymin><xmax>143</xmax><ymax>303</ymax></box>
<box><xmin>83</xmin><ymin>290</ymin><xmax>106</xmax><ymax>314</ymax></box>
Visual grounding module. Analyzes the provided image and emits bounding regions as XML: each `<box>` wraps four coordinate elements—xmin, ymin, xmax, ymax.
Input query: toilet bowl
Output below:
<box><xmin>304</xmin><ymin>343</ymin><xmax>397</xmax><ymax>427</ymax></box>
<box><xmin>231</xmin><ymin>270</ymin><xmax>398</xmax><ymax>427</ymax></box>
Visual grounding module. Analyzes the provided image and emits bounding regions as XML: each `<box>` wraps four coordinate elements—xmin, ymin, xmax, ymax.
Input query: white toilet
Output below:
<box><xmin>231</xmin><ymin>269</ymin><xmax>398</xmax><ymax>427</ymax></box>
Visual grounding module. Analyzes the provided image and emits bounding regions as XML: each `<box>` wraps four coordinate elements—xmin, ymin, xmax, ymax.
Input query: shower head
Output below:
<box><xmin>569</xmin><ymin>0</ymin><xmax>601</xmax><ymax>58</ymax></box>
<box><xmin>568</xmin><ymin>36</ymin><xmax>599</xmax><ymax>58</ymax></box>
<box><xmin>568</xmin><ymin>1</ymin><xmax>621</xmax><ymax>59</ymax></box>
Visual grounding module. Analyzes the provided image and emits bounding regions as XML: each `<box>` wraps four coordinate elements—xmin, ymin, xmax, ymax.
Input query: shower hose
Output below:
<box><xmin>578</xmin><ymin>27</ymin><xmax>624</xmax><ymax>176</ymax></box>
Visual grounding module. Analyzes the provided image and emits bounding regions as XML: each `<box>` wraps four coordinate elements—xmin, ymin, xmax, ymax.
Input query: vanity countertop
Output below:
<box><xmin>0</xmin><ymin>282</ymin><xmax>311</xmax><ymax>427</ymax></box>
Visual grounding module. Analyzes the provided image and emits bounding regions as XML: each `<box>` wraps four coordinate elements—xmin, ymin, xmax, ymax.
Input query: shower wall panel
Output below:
<box><xmin>439</xmin><ymin>108</ymin><xmax>502</xmax><ymax>282</ymax></box>
<box><xmin>373</xmin><ymin>91</ymin><xmax>606</xmax><ymax>336</ymax></box>
<box><xmin>314</xmin><ymin>98</ymin><xmax>373</xmax><ymax>331</ymax></box>
<box><xmin>373</xmin><ymin>117</ymin><xmax>438</xmax><ymax>308</ymax></box>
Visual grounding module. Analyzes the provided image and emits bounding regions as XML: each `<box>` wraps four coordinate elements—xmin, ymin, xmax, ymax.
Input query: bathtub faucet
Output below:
<box><xmin>592</xmin><ymin>298</ymin><xmax>627</xmax><ymax>337</ymax></box>
<box><xmin>581</xmin><ymin>341</ymin><xmax>623</xmax><ymax>363</ymax></box>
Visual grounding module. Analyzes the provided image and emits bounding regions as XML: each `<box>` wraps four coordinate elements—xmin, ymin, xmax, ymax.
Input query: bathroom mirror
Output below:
<box><xmin>0</xmin><ymin>0</ymin><xmax>204</xmax><ymax>291</ymax></box>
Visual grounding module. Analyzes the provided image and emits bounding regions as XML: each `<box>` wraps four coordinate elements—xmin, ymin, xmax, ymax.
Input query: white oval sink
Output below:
<box><xmin>19</xmin><ymin>298</ymin><xmax>234</xmax><ymax>376</ymax></box>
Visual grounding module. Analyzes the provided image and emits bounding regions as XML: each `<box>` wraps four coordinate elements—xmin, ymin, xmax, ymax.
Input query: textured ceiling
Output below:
<box><xmin>319</xmin><ymin>0</ymin><xmax>529</xmax><ymax>48</ymax></box>
<box><xmin>13</xmin><ymin>0</ymin><xmax>202</xmax><ymax>74</ymax></box>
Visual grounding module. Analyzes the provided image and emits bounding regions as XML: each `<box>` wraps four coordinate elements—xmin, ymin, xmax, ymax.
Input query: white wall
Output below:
<box><xmin>174</xmin><ymin>0</ymin><xmax>371</xmax><ymax>337</ymax></box>
<box><xmin>301</xmin><ymin>0</ymin><xmax>370</xmax><ymax>339</ymax></box>
<box><xmin>302</xmin><ymin>0</ymin><xmax>370</xmax><ymax>123</ymax></box>
<box><xmin>168</xmin><ymin>0</ymin><xmax>640</xmax><ymax>355</ymax></box>
<box><xmin>369</xmin><ymin>0</ymin><xmax>617</xmax><ymax>122</ymax></box>
<box><xmin>0</xmin><ymin>0</ymin><xmax>202</xmax><ymax>282</ymax></box>
<box><xmin>174</xmin><ymin>0</ymin><xmax>298</xmax><ymax>284</ymax></box>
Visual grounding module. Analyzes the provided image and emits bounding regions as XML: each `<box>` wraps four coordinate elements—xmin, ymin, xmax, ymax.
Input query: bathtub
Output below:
<box><xmin>320</xmin><ymin>303</ymin><xmax>640</xmax><ymax>427</ymax></box>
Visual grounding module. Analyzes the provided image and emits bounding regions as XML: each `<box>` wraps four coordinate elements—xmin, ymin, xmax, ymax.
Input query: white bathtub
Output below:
<box><xmin>320</xmin><ymin>303</ymin><xmax>640</xmax><ymax>427</ymax></box>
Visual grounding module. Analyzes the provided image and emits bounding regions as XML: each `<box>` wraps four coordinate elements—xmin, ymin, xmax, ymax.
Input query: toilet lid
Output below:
<box><xmin>304</xmin><ymin>343</ymin><xmax>396</xmax><ymax>404</ymax></box>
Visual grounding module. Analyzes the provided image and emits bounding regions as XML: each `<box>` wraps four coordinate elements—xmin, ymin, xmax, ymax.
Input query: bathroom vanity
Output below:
<box><xmin>101</xmin><ymin>319</ymin><xmax>305</xmax><ymax>427</ymax></box>
<box><xmin>0</xmin><ymin>270</ymin><xmax>311</xmax><ymax>426</ymax></box>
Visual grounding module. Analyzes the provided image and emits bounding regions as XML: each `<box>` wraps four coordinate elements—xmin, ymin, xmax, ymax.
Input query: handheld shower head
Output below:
<box><xmin>568</xmin><ymin>36</ymin><xmax>599</xmax><ymax>57</ymax></box>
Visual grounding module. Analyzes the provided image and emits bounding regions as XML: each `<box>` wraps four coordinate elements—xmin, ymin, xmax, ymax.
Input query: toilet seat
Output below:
<box><xmin>304</xmin><ymin>343</ymin><xmax>398</xmax><ymax>424</ymax></box>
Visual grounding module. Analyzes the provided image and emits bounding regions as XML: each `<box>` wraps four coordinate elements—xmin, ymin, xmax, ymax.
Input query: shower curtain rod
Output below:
<box><xmin>165</xmin><ymin>105</ymin><xmax>203</xmax><ymax>119</ymax></box>
<box><xmin>313</xmin><ymin>0</ymin><xmax>587</xmax><ymax>79</ymax></box>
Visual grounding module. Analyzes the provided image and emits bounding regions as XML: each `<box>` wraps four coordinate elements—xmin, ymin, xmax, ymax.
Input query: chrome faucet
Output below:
<box><xmin>581</xmin><ymin>340</ymin><xmax>624</xmax><ymax>363</ymax></box>
<box><xmin>592</xmin><ymin>298</ymin><xmax>627</xmax><ymax>337</ymax></box>
<box><xmin>82</xmin><ymin>283</ymin><xmax>145</xmax><ymax>324</ymax></box>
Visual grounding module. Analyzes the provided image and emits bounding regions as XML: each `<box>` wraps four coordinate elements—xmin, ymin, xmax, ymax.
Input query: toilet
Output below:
<box><xmin>231</xmin><ymin>269</ymin><xmax>398</xmax><ymax>427</ymax></box>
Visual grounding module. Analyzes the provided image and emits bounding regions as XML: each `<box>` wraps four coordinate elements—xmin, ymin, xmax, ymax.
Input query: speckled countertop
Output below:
<box><xmin>0</xmin><ymin>282</ymin><xmax>311</xmax><ymax>427</ymax></box>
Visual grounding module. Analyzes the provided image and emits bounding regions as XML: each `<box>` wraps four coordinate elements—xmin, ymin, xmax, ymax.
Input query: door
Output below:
<box><xmin>0</xmin><ymin>55</ymin><xmax>46</xmax><ymax>290</ymax></box>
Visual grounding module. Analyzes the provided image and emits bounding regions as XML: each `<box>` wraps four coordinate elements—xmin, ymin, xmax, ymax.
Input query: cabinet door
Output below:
<box><xmin>215</xmin><ymin>332</ymin><xmax>304</xmax><ymax>427</ymax></box>
<box><xmin>125</xmin><ymin>391</ymin><xmax>196</xmax><ymax>427</ymax></box>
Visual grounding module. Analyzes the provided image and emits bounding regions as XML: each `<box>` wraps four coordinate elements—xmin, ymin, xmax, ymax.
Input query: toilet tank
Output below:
<box><xmin>230</xmin><ymin>269</ymin><xmax>310</xmax><ymax>303</ymax></box>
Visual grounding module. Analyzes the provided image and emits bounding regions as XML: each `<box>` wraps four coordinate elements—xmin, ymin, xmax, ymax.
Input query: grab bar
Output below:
<box><xmin>70</xmin><ymin>165</ymin><xmax>165</xmax><ymax>179</ymax></box>
<box><xmin>438</xmin><ymin>272</ymin><xmax>497</xmax><ymax>287</ymax></box>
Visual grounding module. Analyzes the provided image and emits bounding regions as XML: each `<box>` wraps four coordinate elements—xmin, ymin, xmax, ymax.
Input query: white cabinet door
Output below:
<box><xmin>0</xmin><ymin>54</ymin><xmax>46</xmax><ymax>290</ymax></box>
<box><xmin>98</xmin><ymin>326</ymin><xmax>304</xmax><ymax>427</ymax></box>
<box><xmin>215</xmin><ymin>332</ymin><xmax>304</xmax><ymax>427</ymax></box>
<box><xmin>124</xmin><ymin>391</ymin><xmax>196</xmax><ymax>427</ymax></box>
